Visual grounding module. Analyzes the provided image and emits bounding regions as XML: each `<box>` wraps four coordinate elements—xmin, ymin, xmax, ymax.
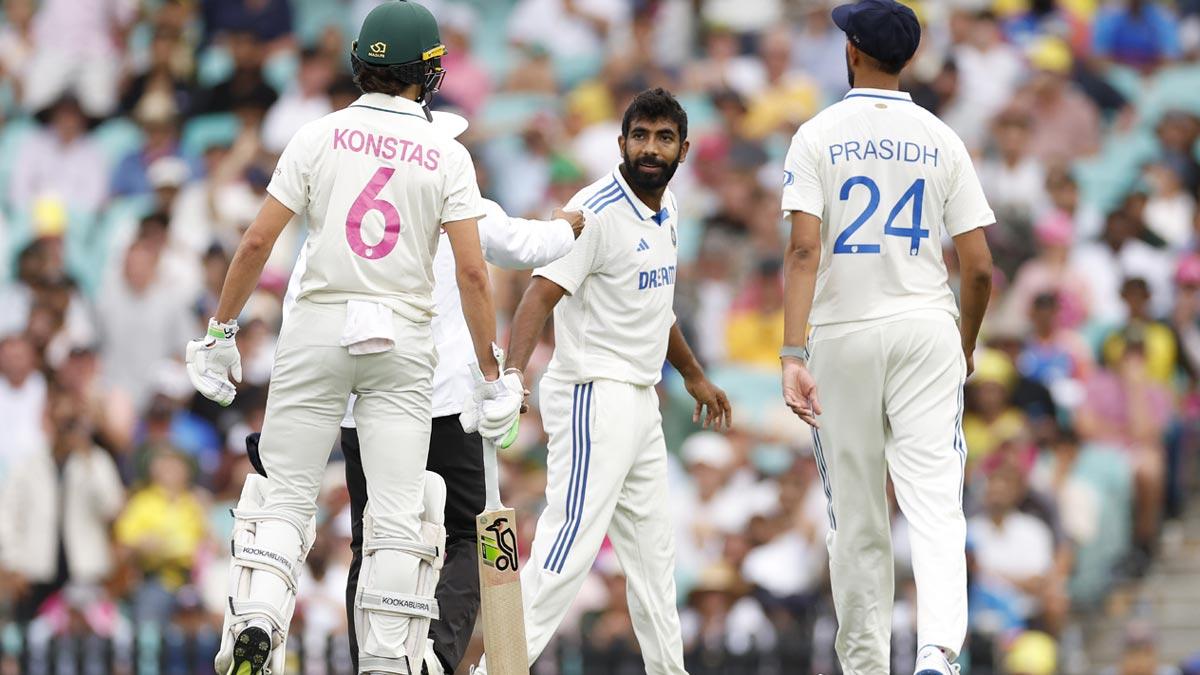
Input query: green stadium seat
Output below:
<box><xmin>181</xmin><ymin>113</ymin><xmax>242</xmax><ymax>157</ymax></box>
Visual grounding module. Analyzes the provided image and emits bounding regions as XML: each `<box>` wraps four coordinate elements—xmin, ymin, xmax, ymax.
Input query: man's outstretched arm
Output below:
<box><xmin>666</xmin><ymin>323</ymin><xmax>732</xmax><ymax>430</ymax></box>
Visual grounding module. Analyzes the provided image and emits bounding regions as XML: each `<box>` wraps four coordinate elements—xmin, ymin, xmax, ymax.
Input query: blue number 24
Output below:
<box><xmin>833</xmin><ymin>176</ymin><xmax>929</xmax><ymax>256</ymax></box>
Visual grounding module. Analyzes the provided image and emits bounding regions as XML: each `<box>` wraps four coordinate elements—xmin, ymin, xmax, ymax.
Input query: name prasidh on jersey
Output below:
<box><xmin>332</xmin><ymin>127</ymin><xmax>440</xmax><ymax>171</ymax></box>
<box><xmin>638</xmin><ymin>265</ymin><xmax>676</xmax><ymax>290</ymax></box>
<box><xmin>828</xmin><ymin>138</ymin><xmax>939</xmax><ymax>168</ymax></box>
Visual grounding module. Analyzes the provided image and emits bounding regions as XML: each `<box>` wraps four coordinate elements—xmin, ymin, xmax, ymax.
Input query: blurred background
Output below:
<box><xmin>1</xmin><ymin>0</ymin><xmax>1199</xmax><ymax>673</ymax></box>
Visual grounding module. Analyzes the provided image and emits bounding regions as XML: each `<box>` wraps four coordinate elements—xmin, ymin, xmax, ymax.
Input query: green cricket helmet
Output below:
<box><xmin>352</xmin><ymin>0</ymin><xmax>447</xmax><ymax>100</ymax></box>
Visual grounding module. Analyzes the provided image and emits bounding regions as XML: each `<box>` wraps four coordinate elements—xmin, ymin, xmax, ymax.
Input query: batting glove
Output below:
<box><xmin>459</xmin><ymin>346</ymin><xmax>524</xmax><ymax>449</ymax></box>
<box><xmin>186</xmin><ymin>318</ymin><xmax>242</xmax><ymax>407</ymax></box>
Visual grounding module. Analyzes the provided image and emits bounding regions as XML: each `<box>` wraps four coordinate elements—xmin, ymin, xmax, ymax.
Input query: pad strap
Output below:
<box><xmin>355</xmin><ymin>587</ymin><xmax>440</xmax><ymax>620</ymax></box>
<box><xmin>229</xmin><ymin>598</ymin><xmax>289</xmax><ymax>632</ymax></box>
<box><xmin>358</xmin><ymin>655</ymin><xmax>414</xmax><ymax>674</ymax></box>
<box><xmin>363</xmin><ymin>538</ymin><xmax>439</xmax><ymax>562</ymax></box>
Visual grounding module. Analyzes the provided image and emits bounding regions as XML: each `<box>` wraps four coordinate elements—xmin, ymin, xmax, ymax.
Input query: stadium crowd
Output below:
<box><xmin>1</xmin><ymin>0</ymin><xmax>1200</xmax><ymax>673</ymax></box>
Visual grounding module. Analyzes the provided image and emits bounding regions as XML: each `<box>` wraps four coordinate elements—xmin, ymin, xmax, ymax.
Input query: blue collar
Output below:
<box><xmin>842</xmin><ymin>88</ymin><xmax>913</xmax><ymax>102</ymax></box>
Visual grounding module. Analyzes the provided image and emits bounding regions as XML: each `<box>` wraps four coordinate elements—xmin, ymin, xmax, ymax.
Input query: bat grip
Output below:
<box><xmin>483</xmin><ymin>437</ymin><xmax>503</xmax><ymax>511</ymax></box>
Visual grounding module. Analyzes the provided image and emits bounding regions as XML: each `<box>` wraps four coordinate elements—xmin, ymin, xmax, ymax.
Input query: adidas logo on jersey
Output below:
<box><xmin>636</xmin><ymin>238</ymin><xmax>650</xmax><ymax>252</ymax></box>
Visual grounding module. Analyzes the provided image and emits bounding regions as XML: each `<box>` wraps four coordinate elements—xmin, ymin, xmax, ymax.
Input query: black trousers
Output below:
<box><xmin>343</xmin><ymin>415</ymin><xmax>485</xmax><ymax>674</ymax></box>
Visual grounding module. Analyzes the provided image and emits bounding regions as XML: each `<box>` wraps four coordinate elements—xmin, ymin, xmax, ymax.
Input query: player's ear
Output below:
<box><xmin>617</xmin><ymin>134</ymin><xmax>626</xmax><ymax>157</ymax></box>
<box><xmin>677</xmin><ymin>139</ymin><xmax>690</xmax><ymax>164</ymax></box>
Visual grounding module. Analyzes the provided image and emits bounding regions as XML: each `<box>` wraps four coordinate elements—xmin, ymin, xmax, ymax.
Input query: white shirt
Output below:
<box><xmin>283</xmin><ymin>198</ymin><xmax>575</xmax><ymax>423</ymax></box>
<box><xmin>267</xmin><ymin>93</ymin><xmax>483</xmax><ymax>323</ymax></box>
<box><xmin>537</xmin><ymin>167</ymin><xmax>679</xmax><ymax>386</ymax></box>
<box><xmin>262</xmin><ymin>90</ymin><xmax>333</xmax><ymax>155</ymax></box>
<box><xmin>781</xmin><ymin>88</ymin><xmax>994</xmax><ymax>331</ymax></box>
<box><xmin>968</xmin><ymin>511</ymin><xmax>1054</xmax><ymax>616</ymax></box>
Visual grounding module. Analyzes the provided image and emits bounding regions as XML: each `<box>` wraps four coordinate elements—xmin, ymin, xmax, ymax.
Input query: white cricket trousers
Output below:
<box><xmin>252</xmin><ymin>299</ymin><xmax>435</xmax><ymax>652</ymax></box>
<box><xmin>807</xmin><ymin>311</ymin><xmax>968</xmax><ymax>674</ymax></box>
<box><xmin>505</xmin><ymin>376</ymin><xmax>686</xmax><ymax>674</ymax></box>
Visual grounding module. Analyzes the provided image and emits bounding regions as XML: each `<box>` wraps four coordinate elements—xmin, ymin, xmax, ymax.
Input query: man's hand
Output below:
<box><xmin>684</xmin><ymin>375</ymin><xmax>732</xmax><ymax>430</ymax></box>
<box><xmin>553</xmin><ymin>208</ymin><xmax>586</xmax><ymax>239</ymax></box>
<box><xmin>460</xmin><ymin>358</ymin><xmax>525</xmax><ymax>449</ymax></box>
<box><xmin>185</xmin><ymin>319</ymin><xmax>242</xmax><ymax>407</ymax></box>
<box><xmin>963</xmin><ymin>343</ymin><xmax>975</xmax><ymax>378</ymax></box>
<box><xmin>782</xmin><ymin>357</ymin><xmax>822</xmax><ymax>427</ymax></box>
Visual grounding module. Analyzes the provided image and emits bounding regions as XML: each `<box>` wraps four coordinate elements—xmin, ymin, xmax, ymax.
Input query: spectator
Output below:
<box><xmin>95</xmin><ymin>236</ymin><xmax>196</xmax><ymax>412</ymax></box>
<box><xmin>741</xmin><ymin>28</ymin><xmax>821</xmax><ymax>140</ymax></box>
<box><xmin>436</xmin><ymin>4</ymin><xmax>491</xmax><ymax>117</ymax></box>
<box><xmin>261</xmin><ymin>47</ymin><xmax>334</xmax><ymax>154</ymax></box>
<box><xmin>507</xmin><ymin>0</ymin><xmax>628</xmax><ymax>63</ymax></box>
<box><xmin>1018</xmin><ymin>292</ymin><xmax>1094</xmax><ymax>410</ymax></box>
<box><xmin>978</xmin><ymin>108</ymin><xmax>1047</xmax><ymax>273</ymax></box>
<box><xmin>968</xmin><ymin>466</ymin><xmax>1066</xmax><ymax>633</ymax></box>
<box><xmin>950</xmin><ymin>10</ymin><xmax>1025</xmax><ymax>152</ymax></box>
<box><xmin>1077</xmin><ymin>339</ymin><xmax>1171</xmax><ymax>570</ymax></box>
<box><xmin>1070</xmin><ymin>210</ymin><xmax>1173</xmax><ymax>325</ymax></box>
<box><xmin>1021</xmin><ymin>36</ymin><xmax>1102</xmax><ymax>163</ymax></box>
<box><xmin>1102</xmin><ymin>278</ymin><xmax>1180</xmax><ymax>384</ymax></box>
<box><xmin>0</xmin><ymin>334</ymin><xmax>47</xmax><ymax>476</ymax></box>
<box><xmin>1043</xmin><ymin>165</ymin><xmax>1103</xmax><ymax>243</ymax></box>
<box><xmin>1142</xmin><ymin>156</ymin><xmax>1197</xmax><ymax>252</ymax></box>
<box><xmin>791</xmin><ymin>2</ymin><xmax>850</xmax><ymax>99</ymax></box>
<box><xmin>1100</xmin><ymin>621</ymin><xmax>1183</xmax><ymax>675</ymax></box>
<box><xmin>1170</xmin><ymin>255</ymin><xmax>1200</xmax><ymax>379</ymax></box>
<box><xmin>9</xmin><ymin>96</ymin><xmax>108</xmax><ymax>214</ymax></box>
<box><xmin>112</xmin><ymin>94</ymin><xmax>189</xmax><ymax>198</ymax></box>
<box><xmin>201</xmin><ymin>0</ymin><xmax>293</xmax><ymax>50</ymax></box>
<box><xmin>679</xmin><ymin>563</ymin><xmax>775</xmax><ymax>656</ymax></box>
<box><xmin>1006</xmin><ymin>211</ymin><xmax>1094</xmax><ymax>330</ymax></box>
<box><xmin>963</xmin><ymin>349</ymin><xmax>1028</xmax><ymax>472</ymax></box>
<box><xmin>1093</xmin><ymin>0</ymin><xmax>1182</xmax><ymax>73</ymax></box>
<box><xmin>0</xmin><ymin>397</ymin><xmax>124</xmax><ymax>622</ymax></box>
<box><xmin>725</xmin><ymin>258</ymin><xmax>785</xmax><ymax>368</ymax></box>
<box><xmin>114</xmin><ymin>447</ymin><xmax>208</xmax><ymax>624</ymax></box>
<box><xmin>192</xmin><ymin>30</ymin><xmax>277</xmax><ymax>116</ymax></box>
<box><xmin>19</xmin><ymin>0</ymin><xmax>135</xmax><ymax>118</ymax></box>
<box><xmin>119</xmin><ymin>25</ymin><xmax>195</xmax><ymax>118</ymax></box>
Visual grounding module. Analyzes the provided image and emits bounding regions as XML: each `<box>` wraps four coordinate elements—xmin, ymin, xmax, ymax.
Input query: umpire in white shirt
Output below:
<box><xmin>343</xmin><ymin>195</ymin><xmax>582</xmax><ymax>674</ymax></box>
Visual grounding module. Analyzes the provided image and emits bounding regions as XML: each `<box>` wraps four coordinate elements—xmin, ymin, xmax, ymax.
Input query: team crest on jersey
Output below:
<box><xmin>783</xmin><ymin>170</ymin><xmax>795</xmax><ymax>187</ymax></box>
<box><xmin>670</xmin><ymin>223</ymin><xmax>677</xmax><ymax>249</ymax></box>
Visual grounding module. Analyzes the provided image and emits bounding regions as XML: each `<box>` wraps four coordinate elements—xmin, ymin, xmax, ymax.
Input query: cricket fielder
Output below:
<box><xmin>185</xmin><ymin>3</ymin><xmax>522</xmax><ymax>673</ymax></box>
<box><xmin>779</xmin><ymin>2</ymin><xmax>995</xmax><ymax>673</ymax></box>
<box><xmin>475</xmin><ymin>88</ymin><xmax>733</xmax><ymax>675</ymax></box>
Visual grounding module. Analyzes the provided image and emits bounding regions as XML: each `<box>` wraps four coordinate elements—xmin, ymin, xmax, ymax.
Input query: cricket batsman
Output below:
<box><xmin>262</xmin><ymin>110</ymin><xmax>587</xmax><ymax>675</ymax></box>
<box><xmin>184</xmin><ymin>2</ymin><xmax>522</xmax><ymax>673</ymax></box>
<box><xmin>779</xmin><ymin>1</ymin><xmax>995</xmax><ymax>673</ymax></box>
<box><xmin>475</xmin><ymin>88</ymin><xmax>733</xmax><ymax>675</ymax></box>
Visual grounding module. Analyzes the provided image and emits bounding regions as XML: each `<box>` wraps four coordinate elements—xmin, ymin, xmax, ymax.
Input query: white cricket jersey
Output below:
<box><xmin>537</xmin><ymin>167</ymin><xmax>679</xmax><ymax>386</ymax></box>
<box><xmin>283</xmin><ymin>198</ymin><xmax>576</xmax><ymax>423</ymax></box>
<box><xmin>268</xmin><ymin>93</ymin><xmax>483</xmax><ymax>323</ymax></box>
<box><xmin>782</xmin><ymin>88</ymin><xmax>994</xmax><ymax>331</ymax></box>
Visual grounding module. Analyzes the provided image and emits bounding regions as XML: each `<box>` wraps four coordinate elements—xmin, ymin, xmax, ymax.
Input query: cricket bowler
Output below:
<box><xmin>779</xmin><ymin>1</ymin><xmax>995</xmax><ymax>673</ymax></box>
<box><xmin>185</xmin><ymin>2</ymin><xmax>523</xmax><ymax>673</ymax></box>
<box><xmin>475</xmin><ymin>88</ymin><xmax>733</xmax><ymax>675</ymax></box>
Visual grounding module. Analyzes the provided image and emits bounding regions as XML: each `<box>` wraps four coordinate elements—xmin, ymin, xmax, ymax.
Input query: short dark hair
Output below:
<box><xmin>863</xmin><ymin>51</ymin><xmax>906</xmax><ymax>76</ymax></box>
<box><xmin>621</xmin><ymin>88</ymin><xmax>688</xmax><ymax>141</ymax></box>
<box><xmin>350</xmin><ymin>55</ymin><xmax>425</xmax><ymax>97</ymax></box>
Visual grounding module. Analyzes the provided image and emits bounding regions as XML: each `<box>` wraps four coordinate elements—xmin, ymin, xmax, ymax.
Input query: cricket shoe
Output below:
<box><xmin>227</xmin><ymin>625</ymin><xmax>272</xmax><ymax>675</ymax></box>
<box><xmin>914</xmin><ymin>645</ymin><xmax>960</xmax><ymax>675</ymax></box>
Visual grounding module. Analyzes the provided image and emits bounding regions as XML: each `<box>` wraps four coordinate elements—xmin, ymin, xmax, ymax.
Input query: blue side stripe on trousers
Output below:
<box><xmin>545</xmin><ymin>384</ymin><xmax>582</xmax><ymax>570</ymax></box>
<box><xmin>811</xmin><ymin>427</ymin><xmax>836</xmax><ymax>530</ymax></box>
<box><xmin>954</xmin><ymin>382</ymin><xmax>966</xmax><ymax>506</ymax></box>
<box><xmin>555</xmin><ymin>383</ymin><xmax>592</xmax><ymax>572</ymax></box>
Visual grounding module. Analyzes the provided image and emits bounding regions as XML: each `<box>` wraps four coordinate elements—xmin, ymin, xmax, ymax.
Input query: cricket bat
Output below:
<box><xmin>476</xmin><ymin>437</ymin><xmax>530</xmax><ymax>675</ymax></box>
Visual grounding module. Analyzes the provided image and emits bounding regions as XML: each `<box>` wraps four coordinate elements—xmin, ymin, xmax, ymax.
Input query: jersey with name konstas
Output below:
<box><xmin>782</xmin><ymin>88</ymin><xmax>994</xmax><ymax>329</ymax></box>
<box><xmin>535</xmin><ymin>167</ymin><xmax>679</xmax><ymax>386</ymax></box>
<box><xmin>267</xmin><ymin>93</ymin><xmax>483</xmax><ymax>323</ymax></box>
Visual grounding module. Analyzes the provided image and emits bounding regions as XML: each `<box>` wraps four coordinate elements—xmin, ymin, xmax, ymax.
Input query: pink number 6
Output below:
<box><xmin>345</xmin><ymin>166</ymin><xmax>401</xmax><ymax>259</ymax></box>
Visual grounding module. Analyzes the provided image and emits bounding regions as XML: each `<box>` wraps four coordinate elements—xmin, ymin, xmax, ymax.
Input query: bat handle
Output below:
<box><xmin>483</xmin><ymin>436</ymin><xmax>503</xmax><ymax>511</ymax></box>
